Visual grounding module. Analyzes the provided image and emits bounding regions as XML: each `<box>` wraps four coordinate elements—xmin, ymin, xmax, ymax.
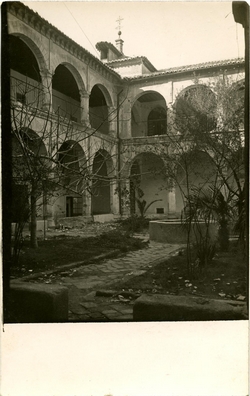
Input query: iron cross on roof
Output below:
<box><xmin>116</xmin><ymin>16</ymin><xmax>124</xmax><ymax>37</ymax></box>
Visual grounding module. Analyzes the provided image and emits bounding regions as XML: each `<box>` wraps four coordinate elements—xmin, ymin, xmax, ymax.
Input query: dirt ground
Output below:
<box><xmin>23</xmin><ymin>221</ymin><xmax>124</xmax><ymax>240</ymax></box>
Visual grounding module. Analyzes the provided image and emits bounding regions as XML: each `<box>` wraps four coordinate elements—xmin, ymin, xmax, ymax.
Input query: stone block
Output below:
<box><xmin>8</xmin><ymin>282</ymin><xmax>68</xmax><ymax>323</ymax></box>
<box><xmin>133</xmin><ymin>294</ymin><xmax>248</xmax><ymax>321</ymax></box>
<box><xmin>149</xmin><ymin>220</ymin><xmax>217</xmax><ymax>244</ymax></box>
<box><xmin>93</xmin><ymin>214</ymin><xmax>114</xmax><ymax>223</ymax></box>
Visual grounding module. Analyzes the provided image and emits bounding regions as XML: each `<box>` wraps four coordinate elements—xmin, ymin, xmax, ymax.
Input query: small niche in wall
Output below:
<box><xmin>70</xmin><ymin>115</ymin><xmax>78</xmax><ymax>123</ymax></box>
<box><xmin>16</xmin><ymin>92</ymin><xmax>26</xmax><ymax>104</ymax></box>
<box><xmin>156</xmin><ymin>208</ymin><xmax>164</xmax><ymax>214</ymax></box>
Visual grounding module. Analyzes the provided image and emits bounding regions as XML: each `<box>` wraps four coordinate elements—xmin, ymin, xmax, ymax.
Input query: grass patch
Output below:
<box><xmin>11</xmin><ymin>230</ymin><xmax>148</xmax><ymax>278</ymax></box>
<box><xmin>111</xmin><ymin>242</ymin><xmax>248</xmax><ymax>300</ymax></box>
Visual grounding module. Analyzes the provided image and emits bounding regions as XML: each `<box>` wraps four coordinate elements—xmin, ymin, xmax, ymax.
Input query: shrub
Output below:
<box><xmin>98</xmin><ymin>229</ymin><xmax>147</xmax><ymax>250</ymax></box>
<box><xmin>118</xmin><ymin>215</ymin><xmax>149</xmax><ymax>233</ymax></box>
<box><xmin>195</xmin><ymin>239</ymin><xmax>216</xmax><ymax>267</ymax></box>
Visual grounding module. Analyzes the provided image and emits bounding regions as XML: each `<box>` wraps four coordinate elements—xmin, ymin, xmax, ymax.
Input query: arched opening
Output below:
<box><xmin>58</xmin><ymin>141</ymin><xmax>86</xmax><ymax>217</ymax></box>
<box><xmin>175</xmin><ymin>151</ymin><xmax>218</xmax><ymax>216</ymax></box>
<box><xmin>129</xmin><ymin>153</ymin><xmax>167</xmax><ymax>216</ymax></box>
<box><xmin>52</xmin><ymin>64</ymin><xmax>81</xmax><ymax>122</ymax></box>
<box><xmin>12</xmin><ymin>128</ymin><xmax>48</xmax><ymax>177</ymax></box>
<box><xmin>9</xmin><ymin>35</ymin><xmax>43</xmax><ymax>108</ymax></box>
<box><xmin>131</xmin><ymin>92</ymin><xmax>167</xmax><ymax>137</ymax></box>
<box><xmin>12</xmin><ymin>128</ymin><xmax>48</xmax><ymax>223</ymax></box>
<box><xmin>89</xmin><ymin>85</ymin><xmax>109</xmax><ymax>134</ymax></box>
<box><xmin>175</xmin><ymin>85</ymin><xmax>217</xmax><ymax>137</ymax></box>
<box><xmin>148</xmin><ymin>106</ymin><xmax>167</xmax><ymax>136</ymax></box>
<box><xmin>92</xmin><ymin>150</ymin><xmax>113</xmax><ymax>214</ymax></box>
<box><xmin>225</xmin><ymin>81</ymin><xmax>245</xmax><ymax>131</ymax></box>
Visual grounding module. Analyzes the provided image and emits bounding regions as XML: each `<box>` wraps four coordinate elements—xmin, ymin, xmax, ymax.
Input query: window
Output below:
<box><xmin>66</xmin><ymin>196</ymin><xmax>83</xmax><ymax>217</ymax></box>
<box><xmin>148</xmin><ymin>107</ymin><xmax>167</xmax><ymax>136</ymax></box>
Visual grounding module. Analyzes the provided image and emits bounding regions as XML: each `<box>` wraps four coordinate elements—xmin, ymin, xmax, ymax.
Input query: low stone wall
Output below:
<box><xmin>149</xmin><ymin>220</ymin><xmax>217</xmax><ymax>244</ymax></box>
<box><xmin>11</xmin><ymin>220</ymin><xmax>48</xmax><ymax>234</ymax></box>
<box><xmin>93</xmin><ymin>214</ymin><xmax>115</xmax><ymax>223</ymax></box>
<box><xmin>8</xmin><ymin>282</ymin><xmax>69</xmax><ymax>323</ymax></box>
<box><xmin>133</xmin><ymin>294</ymin><xmax>248</xmax><ymax>321</ymax></box>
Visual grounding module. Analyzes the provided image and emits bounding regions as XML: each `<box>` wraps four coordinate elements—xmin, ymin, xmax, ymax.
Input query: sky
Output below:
<box><xmin>24</xmin><ymin>1</ymin><xmax>245</xmax><ymax>70</ymax></box>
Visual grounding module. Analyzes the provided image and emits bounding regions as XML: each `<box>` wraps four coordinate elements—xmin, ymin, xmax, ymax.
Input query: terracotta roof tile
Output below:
<box><xmin>123</xmin><ymin>58</ymin><xmax>245</xmax><ymax>80</ymax></box>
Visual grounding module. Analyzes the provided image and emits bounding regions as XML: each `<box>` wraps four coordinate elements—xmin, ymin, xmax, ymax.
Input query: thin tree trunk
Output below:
<box><xmin>30</xmin><ymin>189</ymin><xmax>38</xmax><ymax>248</ymax></box>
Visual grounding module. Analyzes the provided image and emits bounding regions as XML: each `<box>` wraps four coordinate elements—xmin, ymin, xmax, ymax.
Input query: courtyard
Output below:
<box><xmin>8</xmin><ymin>220</ymin><xmax>248</xmax><ymax>322</ymax></box>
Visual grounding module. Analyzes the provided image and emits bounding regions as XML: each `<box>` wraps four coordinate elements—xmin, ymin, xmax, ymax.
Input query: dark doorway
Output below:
<box><xmin>66</xmin><ymin>197</ymin><xmax>73</xmax><ymax>217</ymax></box>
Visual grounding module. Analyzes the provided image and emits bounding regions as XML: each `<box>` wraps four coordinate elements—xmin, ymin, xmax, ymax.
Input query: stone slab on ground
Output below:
<box><xmin>9</xmin><ymin>282</ymin><xmax>68</xmax><ymax>323</ymax></box>
<box><xmin>133</xmin><ymin>294</ymin><xmax>248</xmax><ymax>321</ymax></box>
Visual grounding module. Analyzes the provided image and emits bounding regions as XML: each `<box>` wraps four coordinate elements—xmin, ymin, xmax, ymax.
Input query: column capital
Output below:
<box><xmin>79</xmin><ymin>90</ymin><xmax>90</xmax><ymax>99</ymax></box>
<box><xmin>40</xmin><ymin>69</ymin><xmax>53</xmax><ymax>79</ymax></box>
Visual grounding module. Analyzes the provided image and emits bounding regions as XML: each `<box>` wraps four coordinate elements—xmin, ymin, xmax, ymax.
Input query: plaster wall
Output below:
<box><xmin>133</xmin><ymin>154</ymin><xmax>168</xmax><ymax>216</ymax></box>
<box><xmin>139</xmin><ymin>172</ymin><xmax>168</xmax><ymax>215</ymax></box>
<box><xmin>131</xmin><ymin>82</ymin><xmax>173</xmax><ymax>105</ymax></box>
<box><xmin>111</xmin><ymin>63</ymin><xmax>142</xmax><ymax>77</ymax></box>
<box><xmin>141</xmin><ymin>63</ymin><xmax>153</xmax><ymax>74</ymax></box>
<box><xmin>131</xmin><ymin>99</ymin><xmax>166</xmax><ymax>137</ymax></box>
<box><xmin>175</xmin><ymin>151</ymin><xmax>218</xmax><ymax>216</ymax></box>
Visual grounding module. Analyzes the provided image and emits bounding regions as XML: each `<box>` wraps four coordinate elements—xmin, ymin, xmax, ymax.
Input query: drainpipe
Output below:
<box><xmin>117</xmin><ymin>89</ymin><xmax>123</xmax><ymax>216</ymax></box>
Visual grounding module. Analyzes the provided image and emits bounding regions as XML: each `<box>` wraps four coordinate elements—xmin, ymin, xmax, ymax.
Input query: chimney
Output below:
<box><xmin>115</xmin><ymin>31</ymin><xmax>124</xmax><ymax>54</ymax></box>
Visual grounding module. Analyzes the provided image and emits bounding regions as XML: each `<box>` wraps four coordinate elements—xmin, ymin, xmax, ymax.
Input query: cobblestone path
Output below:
<box><xmin>52</xmin><ymin>241</ymin><xmax>184</xmax><ymax>322</ymax></box>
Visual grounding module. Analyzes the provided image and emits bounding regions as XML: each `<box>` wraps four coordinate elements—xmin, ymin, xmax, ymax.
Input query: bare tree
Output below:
<box><xmin>11</xmin><ymin>76</ymin><xmax>127</xmax><ymax>256</ymax></box>
<box><xmin>146</xmin><ymin>74</ymin><xmax>246</xmax><ymax>275</ymax></box>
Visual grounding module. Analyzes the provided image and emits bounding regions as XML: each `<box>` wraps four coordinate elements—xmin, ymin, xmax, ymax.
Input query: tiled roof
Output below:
<box><xmin>96</xmin><ymin>41</ymin><xmax>124</xmax><ymax>58</ymax></box>
<box><xmin>107</xmin><ymin>56</ymin><xmax>157</xmax><ymax>72</ymax></box>
<box><xmin>123</xmin><ymin>58</ymin><xmax>245</xmax><ymax>81</ymax></box>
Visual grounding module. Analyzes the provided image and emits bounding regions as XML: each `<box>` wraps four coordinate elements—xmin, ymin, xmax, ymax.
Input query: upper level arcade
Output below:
<box><xmin>120</xmin><ymin>58</ymin><xmax>245</xmax><ymax>143</ymax></box>
<box><xmin>7</xmin><ymin>1</ymin><xmax>121</xmax><ymax>138</ymax></box>
<box><xmin>131</xmin><ymin>91</ymin><xmax>167</xmax><ymax>138</ymax></box>
<box><xmin>174</xmin><ymin>84</ymin><xmax>217</xmax><ymax>139</ymax></box>
<box><xmin>52</xmin><ymin>64</ymin><xmax>81</xmax><ymax>123</ymax></box>
<box><xmin>89</xmin><ymin>84</ymin><xmax>113</xmax><ymax>135</ymax></box>
<box><xmin>9</xmin><ymin>35</ymin><xmax>43</xmax><ymax>108</ymax></box>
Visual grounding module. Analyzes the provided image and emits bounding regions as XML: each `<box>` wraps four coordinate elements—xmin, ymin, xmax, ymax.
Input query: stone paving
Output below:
<box><xmin>48</xmin><ymin>240</ymin><xmax>184</xmax><ymax>322</ymax></box>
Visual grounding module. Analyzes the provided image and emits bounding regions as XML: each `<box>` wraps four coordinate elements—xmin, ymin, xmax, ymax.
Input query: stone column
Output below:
<box><xmin>120</xmin><ymin>179</ymin><xmax>131</xmax><ymax>217</ymax></box>
<box><xmin>108</xmin><ymin>106</ymin><xmax>117</xmax><ymax>136</ymax></box>
<box><xmin>123</xmin><ymin>101</ymin><xmax>132</xmax><ymax>138</ymax></box>
<box><xmin>168</xmin><ymin>186</ymin><xmax>177</xmax><ymax>218</ymax></box>
<box><xmin>40</xmin><ymin>69</ymin><xmax>53</xmax><ymax>112</ymax></box>
<box><xmin>79</xmin><ymin>90</ymin><xmax>90</xmax><ymax>126</ymax></box>
<box><xmin>110</xmin><ymin>179</ymin><xmax>120</xmax><ymax>215</ymax></box>
<box><xmin>83</xmin><ymin>189</ymin><xmax>92</xmax><ymax>217</ymax></box>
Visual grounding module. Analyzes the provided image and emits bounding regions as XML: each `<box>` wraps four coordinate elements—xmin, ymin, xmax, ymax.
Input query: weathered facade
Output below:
<box><xmin>7</xmin><ymin>2</ymin><xmax>245</xmax><ymax>228</ymax></box>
